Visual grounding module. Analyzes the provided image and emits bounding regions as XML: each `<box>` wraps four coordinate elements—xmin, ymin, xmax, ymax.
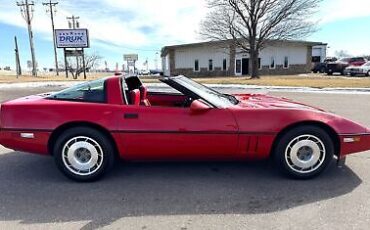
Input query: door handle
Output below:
<box><xmin>124</xmin><ymin>113</ymin><xmax>139</xmax><ymax>119</ymax></box>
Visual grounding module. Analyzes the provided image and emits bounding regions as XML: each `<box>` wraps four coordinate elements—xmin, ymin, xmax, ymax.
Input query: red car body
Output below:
<box><xmin>0</xmin><ymin>75</ymin><xmax>370</xmax><ymax>181</ymax></box>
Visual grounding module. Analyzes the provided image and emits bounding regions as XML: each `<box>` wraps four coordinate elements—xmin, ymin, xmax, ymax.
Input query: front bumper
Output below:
<box><xmin>344</xmin><ymin>69</ymin><xmax>365</xmax><ymax>75</ymax></box>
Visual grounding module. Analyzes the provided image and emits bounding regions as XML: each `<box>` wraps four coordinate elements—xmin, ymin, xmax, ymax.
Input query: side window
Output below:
<box><xmin>48</xmin><ymin>79</ymin><xmax>106</xmax><ymax>103</ymax></box>
<box><xmin>270</xmin><ymin>56</ymin><xmax>275</xmax><ymax>69</ymax></box>
<box><xmin>284</xmin><ymin>56</ymin><xmax>289</xmax><ymax>69</ymax></box>
<box><xmin>194</xmin><ymin>60</ymin><xmax>199</xmax><ymax>72</ymax></box>
<box><xmin>121</xmin><ymin>78</ymin><xmax>129</xmax><ymax>104</ymax></box>
<box><xmin>209</xmin><ymin>59</ymin><xmax>213</xmax><ymax>71</ymax></box>
<box><xmin>258</xmin><ymin>58</ymin><xmax>262</xmax><ymax>70</ymax></box>
<box><xmin>236</xmin><ymin>60</ymin><xmax>241</xmax><ymax>73</ymax></box>
<box><xmin>223</xmin><ymin>58</ymin><xmax>227</xmax><ymax>71</ymax></box>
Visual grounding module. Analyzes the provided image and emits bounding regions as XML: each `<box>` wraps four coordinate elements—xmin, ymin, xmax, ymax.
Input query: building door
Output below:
<box><xmin>242</xmin><ymin>58</ymin><xmax>249</xmax><ymax>75</ymax></box>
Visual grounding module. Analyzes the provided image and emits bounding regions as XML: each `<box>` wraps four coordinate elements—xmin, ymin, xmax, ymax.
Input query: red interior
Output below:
<box><xmin>147</xmin><ymin>93</ymin><xmax>187</xmax><ymax>107</ymax></box>
<box><xmin>130</xmin><ymin>89</ymin><xmax>141</xmax><ymax>106</ymax></box>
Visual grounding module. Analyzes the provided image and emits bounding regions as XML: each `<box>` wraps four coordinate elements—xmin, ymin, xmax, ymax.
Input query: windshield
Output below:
<box><xmin>47</xmin><ymin>78</ymin><xmax>106</xmax><ymax>103</ymax></box>
<box><xmin>163</xmin><ymin>76</ymin><xmax>239</xmax><ymax>108</ymax></box>
<box><xmin>339</xmin><ymin>58</ymin><xmax>350</xmax><ymax>62</ymax></box>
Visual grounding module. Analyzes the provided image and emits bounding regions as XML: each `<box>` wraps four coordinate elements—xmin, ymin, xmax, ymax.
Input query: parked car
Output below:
<box><xmin>312</xmin><ymin>57</ymin><xmax>337</xmax><ymax>73</ymax></box>
<box><xmin>1</xmin><ymin>75</ymin><xmax>370</xmax><ymax>182</ymax></box>
<box><xmin>326</xmin><ymin>57</ymin><xmax>367</xmax><ymax>75</ymax></box>
<box><xmin>344</xmin><ymin>61</ymin><xmax>370</xmax><ymax>77</ymax></box>
<box><xmin>150</xmin><ymin>69</ymin><xmax>164</xmax><ymax>76</ymax></box>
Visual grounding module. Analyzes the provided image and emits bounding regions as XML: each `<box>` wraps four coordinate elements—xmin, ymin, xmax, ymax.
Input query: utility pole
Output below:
<box><xmin>154</xmin><ymin>52</ymin><xmax>159</xmax><ymax>70</ymax></box>
<box><xmin>67</xmin><ymin>15</ymin><xmax>80</xmax><ymax>76</ymax></box>
<box><xmin>43</xmin><ymin>0</ymin><xmax>59</xmax><ymax>76</ymax></box>
<box><xmin>14</xmin><ymin>36</ymin><xmax>22</xmax><ymax>77</ymax></box>
<box><xmin>17</xmin><ymin>0</ymin><xmax>37</xmax><ymax>77</ymax></box>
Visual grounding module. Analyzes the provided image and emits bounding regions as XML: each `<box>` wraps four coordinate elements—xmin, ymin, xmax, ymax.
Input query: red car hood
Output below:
<box><xmin>234</xmin><ymin>94</ymin><xmax>325</xmax><ymax>111</ymax></box>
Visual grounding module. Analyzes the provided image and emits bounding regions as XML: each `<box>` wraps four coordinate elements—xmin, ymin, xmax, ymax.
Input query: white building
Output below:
<box><xmin>161</xmin><ymin>40</ymin><xmax>327</xmax><ymax>77</ymax></box>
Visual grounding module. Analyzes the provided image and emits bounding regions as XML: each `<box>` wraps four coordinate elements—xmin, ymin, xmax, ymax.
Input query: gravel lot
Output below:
<box><xmin>0</xmin><ymin>86</ymin><xmax>370</xmax><ymax>230</ymax></box>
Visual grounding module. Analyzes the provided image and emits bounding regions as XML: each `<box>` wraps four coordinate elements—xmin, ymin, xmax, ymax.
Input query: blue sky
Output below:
<box><xmin>1</xmin><ymin>0</ymin><xmax>370</xmax><ymax>70</ymax></box>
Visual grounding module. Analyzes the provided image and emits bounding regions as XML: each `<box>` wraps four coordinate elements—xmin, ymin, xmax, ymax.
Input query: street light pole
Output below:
<box><xmin>43</xmin><ymin>0</ymin><xmax>59</xmax><ymax>76</ymax></box>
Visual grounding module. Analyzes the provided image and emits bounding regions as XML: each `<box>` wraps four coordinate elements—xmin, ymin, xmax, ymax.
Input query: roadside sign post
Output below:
<box><xmin>82</xmin><ymin>48</ymin><xmax>86</xmax><ymax>79</ymax></box>
<box><xmin>124</xmin><ymin>54</ymin><xmax>139</xmax><ymax>74</ymax></box>
<box><xmin>64</xmin><ymin>48</ymin><xmax>68</xmax><ymax>78</ymax></box>
<box><xmin>55</xmin><ymin>29</ymin><xmax>90</xmax><ymax>78</ymax></box>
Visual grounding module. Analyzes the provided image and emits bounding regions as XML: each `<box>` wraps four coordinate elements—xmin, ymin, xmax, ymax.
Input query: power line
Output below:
<box><xmin>43</xmin><ymin>0</ymin><xmax>59</xmax><ymax>76</ymax></box>
<box><xmin>67</xmin><ymin>15</ymin><xmax>80</xmax><ymax>29</ymax></box>
<box><xmin>66</xmin><ymin>15</ymin><xmax>81</xmax><ymax>76</ymax></box>
<box><xmin>16</xmin><ymin>0</ymin><xmax>37</xmax><ymax>77</ymax></box>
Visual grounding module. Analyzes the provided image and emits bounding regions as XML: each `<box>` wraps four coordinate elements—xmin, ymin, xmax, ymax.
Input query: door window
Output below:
<box><xmin>236</xmin><ymin>59</ymin><xmax>241</xmax><ymax>74</ymax></box>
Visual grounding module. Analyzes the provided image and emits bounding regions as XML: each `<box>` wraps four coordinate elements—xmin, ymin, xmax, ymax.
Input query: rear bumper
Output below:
<box><xmin>0</xmin><ymin>129</ymin><xmax>51</xmax><ymax>155</ymax></box>
<box><xmin>339</xmin><ymin>133</ymin><xmax>370</xmax><ymax>158</ymax></box>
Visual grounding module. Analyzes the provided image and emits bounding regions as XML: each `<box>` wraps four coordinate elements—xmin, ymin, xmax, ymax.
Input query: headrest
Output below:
<box><xmin>130</xmin><ymin>89</ymin><xmax>140</xmax><ymax>106</ymax></box>
<box><xmin>139</xmin><ymin>86</ymin><xmax>148</xmax><ymax>100</ymax></box>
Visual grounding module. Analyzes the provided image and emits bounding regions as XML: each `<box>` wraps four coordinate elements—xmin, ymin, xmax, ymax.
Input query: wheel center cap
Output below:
<box><xmin>297</xmin><ymin>146</ymin><xmax>313</xmax><ymax>161</ymax></box>
<box><xmin>75</xmin><ymin>148</ymin><xmax>92</xmax><ymax>163</ymax></box>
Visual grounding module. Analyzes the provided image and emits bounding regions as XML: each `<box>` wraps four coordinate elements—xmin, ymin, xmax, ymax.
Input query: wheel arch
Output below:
<box><xmin>271</xmin><ymin>121</ymin><xmax>341</xmax><ymax>158</ymax></box>
<box><xmin>48</xmin><ymin>121</ymin><xmax>119</xmax><ymax>157</ymax></box>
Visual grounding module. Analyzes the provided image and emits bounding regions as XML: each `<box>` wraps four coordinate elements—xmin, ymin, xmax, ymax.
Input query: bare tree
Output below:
<box><xmin>65</xmin><ymin>52</ymin><xmax>103</xmax><ymax>79</ymax></box>
<box><xmin>200</xmin><ymin>0</ymin><xmax>322</xmax><ymax>79</ymax></box>
<box><xmin>334</xmin><ymin>50</ymin><xmax>351</xmax><ymax>58</ymax></box>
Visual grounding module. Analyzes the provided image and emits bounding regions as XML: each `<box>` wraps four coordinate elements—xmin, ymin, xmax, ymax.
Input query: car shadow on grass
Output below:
<box><xmin>0</xmin><ymin>151</ymin><xmax>362</xmax><ymax>229</ymax></box>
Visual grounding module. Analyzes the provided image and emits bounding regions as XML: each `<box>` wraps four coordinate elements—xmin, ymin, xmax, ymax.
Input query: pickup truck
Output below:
<box><xmin>326</xmin><ymin>57</ymin><xmax>367</xmax><ymax>75</ymax></box>
<box><xmin>312</xmin><ymin>57</ymin><xmax>337</xmax><ymax>73</ymax></box>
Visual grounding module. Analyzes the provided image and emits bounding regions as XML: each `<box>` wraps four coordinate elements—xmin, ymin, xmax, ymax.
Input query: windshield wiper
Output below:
<box><xmin>223</xmin><ymin>94</ymin><xmax>239</xmax><ymax>105</ymax></box>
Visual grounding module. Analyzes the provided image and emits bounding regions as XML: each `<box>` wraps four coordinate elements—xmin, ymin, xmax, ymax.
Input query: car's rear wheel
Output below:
<box><xmin>274</xmin><ymin>126</ymin><xmax>334</xmax><ymax>179</ymax></box>
<box><xmin>366</xmin><ymin>71</ymin><xmax>370</xmax><ymax>77</ymax></box>
<box><xmin>53</xmin><ymin>127</ymin><xmax>115</xmax><ymax>182</ymax></box>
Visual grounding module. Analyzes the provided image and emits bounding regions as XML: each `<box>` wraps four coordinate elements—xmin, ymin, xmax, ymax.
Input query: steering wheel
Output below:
<box><xmin>182</xmin><ymin>97</ymin><xmax>194</xmax><ymax>107</ymax></box>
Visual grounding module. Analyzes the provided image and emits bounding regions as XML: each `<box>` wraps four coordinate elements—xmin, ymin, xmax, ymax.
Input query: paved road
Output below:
<box><xmin>0</xmin><ymin>86</ymin><xmax>370</xmax><ymax>230</ymax></box>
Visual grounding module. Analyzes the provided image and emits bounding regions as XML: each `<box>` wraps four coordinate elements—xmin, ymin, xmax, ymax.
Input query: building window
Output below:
<box><xmin>166</xmin><ymin>55</ymin><xmax>170</xmax><ymax>71</ymax></box>
<box><xmin>194</xmin><ymin>60</ymin><xmax>199</xmax><ymax>72</ymax></box>
<box><xmin>284</xmin><ymin>56</ymin><xmax>289</xmax><ymax>69</ymax></box>
<box><xmin>209</xmin><ymin>59</ymin><xmax>213</xmax><ymax>71</ymax></box>
<box><xmin>236</xmin><ymin>59</ymin><xmax>241</xmax><ymax>74</ymax></box>
<box><xmin>270</xmin><ymin>56</ymin><xmax>275</xmax><ymax>69</ymax></box>
<box><xmin>223</xmin><ymin>58</ymin><xmax>227</xmax><ymax>71</ymax></box>
<box><xmin>258</xmin><ymin>58</ymin><xmax>262</xmax><ymax>70</ymax></box>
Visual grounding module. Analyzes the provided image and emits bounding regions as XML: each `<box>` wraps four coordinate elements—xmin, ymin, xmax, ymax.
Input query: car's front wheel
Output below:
<box><xmin>53</xmin><ymin>127</ymin><xmax>115</xmax><ymax>182</ymax></box>
<box><xmin>274</xmin><ymin>126</ymin><xmax>334</xmax><ymax>179</ymax></box>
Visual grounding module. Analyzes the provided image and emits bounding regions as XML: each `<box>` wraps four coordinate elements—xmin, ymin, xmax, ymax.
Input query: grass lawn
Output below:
<box><xmin>142</xmin><ymin>74</ymin><xmax>370</xmax><ymax>88</ymax></box>
<box><xmin>0</xmin><ymin>72</ymin><xmax>109</xmax><ymax>83</ymax></box>
<box><xmin>1</xmin><ymin>72</ymin><xmax>370</xmax><ymax>88</ymax></box>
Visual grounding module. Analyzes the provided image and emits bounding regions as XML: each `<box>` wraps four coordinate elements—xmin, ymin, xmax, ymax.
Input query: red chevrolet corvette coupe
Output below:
<box><xmin>1</xmin><ymin>75</ymin><xmax>370</xmax><ymax>181</ymax></box>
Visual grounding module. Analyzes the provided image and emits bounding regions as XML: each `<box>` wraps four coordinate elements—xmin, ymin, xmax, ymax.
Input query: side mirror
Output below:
<box><xmin>190</xmin><ymin>100</ymin><xmax>211</xmax><ymax>114</ymax></box>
